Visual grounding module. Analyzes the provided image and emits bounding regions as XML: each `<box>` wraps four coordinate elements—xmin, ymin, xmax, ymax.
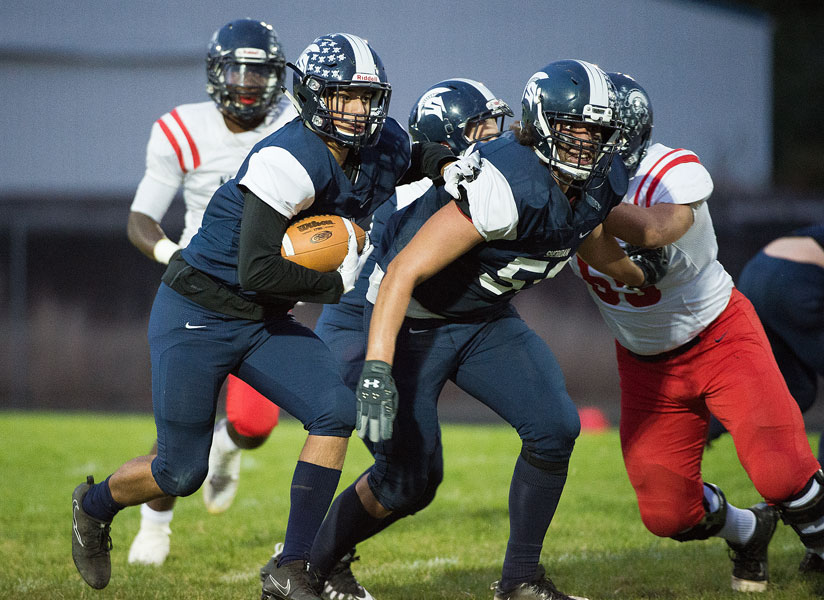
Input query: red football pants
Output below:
<box><xmin>225</xmin><ymin>374</ymin><xmax>280</xmax><ymax>438</ymax></box>
<box><xmin>618</xmin><ymin>288</ymin><xmax>819</xmax><ymax>537</ymax></box>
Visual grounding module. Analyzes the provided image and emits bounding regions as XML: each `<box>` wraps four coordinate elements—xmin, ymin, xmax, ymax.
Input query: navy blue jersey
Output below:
<box><xmin>181</xmin><ymin>117</ymin><xmax>411</xmax><ymax>288</ymax></box>
<box><xmin>378</xmin><ymin>132</ymin><xmax>625</xmax><ymax>319</ymax></box>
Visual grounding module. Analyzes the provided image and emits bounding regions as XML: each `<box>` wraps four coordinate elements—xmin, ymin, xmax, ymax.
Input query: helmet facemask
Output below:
<box><xmin>318</xmin><ymin>81</ymin><xmax>391</xmax><ymax>149</ymax></box>
<box><xmin>461</xmin><ymin>99</ymin><xmax>513</xmax><ymax>148</ymax></box>
<box><xmin>208</xmin><ymin>55</ymin><xmax>283</xmax><ymax>126</ymax></box>
<box><xmin>536</xmin><ymin>110</ymin><xmax>622</xmax><ymax>188</ymax></box>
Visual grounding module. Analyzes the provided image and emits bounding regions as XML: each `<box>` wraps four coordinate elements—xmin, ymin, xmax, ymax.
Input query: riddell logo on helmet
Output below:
<box><xmin>296</xmin><ymin>219</ymin><xmax>335</xmax><ymax>231</ymax></box>
<box><xmin>234</xmin><ymin>48</ymin><xmax>267</xmax><ymax>59</ymax></box>
<box><xmin>353</xmin><ymin>73</ymin><xmax>379</xmax><ymax>82</ymax></box>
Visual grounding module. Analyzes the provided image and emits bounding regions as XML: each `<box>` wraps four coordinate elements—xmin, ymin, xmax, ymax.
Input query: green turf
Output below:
<box><xmin>0</xmin><ymin>411</ymin><xmax>821</xmax><ymax>599</ymax></box>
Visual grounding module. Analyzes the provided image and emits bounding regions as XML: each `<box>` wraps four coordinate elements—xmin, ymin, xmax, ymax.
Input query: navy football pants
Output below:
<box><xmin>363</xmin><ymin>302</ymin><xmax>581</xmax><ymax>512</ymax></box>
<box><xmin>147</xmin><ymin>283</ymin><xmax>354</xmax><ymax>497</ymax></box>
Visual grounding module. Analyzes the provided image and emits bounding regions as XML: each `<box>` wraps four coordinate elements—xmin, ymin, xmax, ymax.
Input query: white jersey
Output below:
<box><xmin>570</xmin><ymin>143</ymin><xmax>734</xmax><ymax>355</ymax></box>
<box><xmin>130</xmin><ymin>96</ymin><xmax>297</xmax><ymax>247</ymax></box>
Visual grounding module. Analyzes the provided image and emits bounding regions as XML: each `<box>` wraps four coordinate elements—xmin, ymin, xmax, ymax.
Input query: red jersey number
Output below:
<box><xmin>576</xmin><ymin>257</ymin><xmax>661</xmax><ymax>307</ymax></box>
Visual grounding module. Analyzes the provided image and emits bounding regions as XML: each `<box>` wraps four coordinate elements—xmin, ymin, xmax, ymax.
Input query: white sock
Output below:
<box><xmin>704</xmin><ymin>484</ymin><xmax>756</xmax><ymax>545</ymax></box>
<box><xmin>718</xmin><ymin>503</ymin><xmax>756</xmax><ymax>545</ymax></box>
<box><xmin>140</xmin><ymin>503</ymin><xmax>173</xmax><ymax>527</ymax></box>
<box><xmin>214</xmin><ymin>419</ymin><xmax>241</xmax><ymax>453</ymax></box>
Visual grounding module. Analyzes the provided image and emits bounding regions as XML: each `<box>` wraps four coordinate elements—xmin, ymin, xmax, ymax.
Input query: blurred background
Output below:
<box><xmin>1</xmin><ymin>0</ymin><xmax>822</xmax><ymax>428</ymax></box>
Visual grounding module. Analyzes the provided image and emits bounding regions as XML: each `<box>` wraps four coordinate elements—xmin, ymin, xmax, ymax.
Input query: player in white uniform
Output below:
<box><xmin>571</xmin><ymin>72</ymin><xmax>822</xmax><ymax>593</ymax></box>
<box><xmin>126</xmin><ymin>18</ymin><xmax>296</xmax><ymax>566</ymax></box>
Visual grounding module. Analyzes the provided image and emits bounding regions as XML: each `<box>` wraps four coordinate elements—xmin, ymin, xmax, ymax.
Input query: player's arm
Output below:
<box><xmin>127</xmin><ymin>211</ymin><xmax>180</xmax><ymax>264</ymax></box>
<box><xmin>396</xmin><ymin>142</ymin><xmax>456</xmax><ymax>185</ymax></box>
<box><xmin>367</xmin><ymin>201</ymin><xmax>483</xmax><ymax>365</ymax></box>
<box><xmin>603</xmin><ymin>202</ymin><xmax>694</xmax><ymax>248</ymax></box>
<box><xmin>129</xmin><ymin>117</ymin><xmax>187</xmax><ymax>264</ymax></box>
<box><xmin>577</xmin><ymin>224</ymin><xmax>648</xmax><ymax>287</ymax></box>
<box><xmin>237</xmin><ymin>190</ymin><xmax>345</xmax><ymax>304</ymax></box>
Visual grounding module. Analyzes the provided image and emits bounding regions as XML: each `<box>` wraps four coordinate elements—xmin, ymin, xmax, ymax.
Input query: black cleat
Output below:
<box><xmin>491</xmin><ymin>565</ymin><xmax>588</xmax><ymax>600</ymax></box>
<box><xmin>261</xmin><ymin>556</ymin><xmax>322</xmax><ymax>600</ymax></box>
<box><xmin>800</xmin><ymin>549</ymin><xmax>824</xmax><ymax>573</ymax></box>
<box><xmin>321</xmin><ymin>550</ymin><xmax>374</xmax><ymax>600</ymax></box>
<box><xmin>261</xmin><ymin>543</ymin><xmax>374</xmax><ymax>600</ymax></box>
<box><xmin>71</xmin><ymin>476</ymin><xmax>113</xmax><ymax>589</ymax></box>
<box><xmin>727</xmin><ymin>502</ymin><xmax>778</xmax><ymax>592</ymax></box>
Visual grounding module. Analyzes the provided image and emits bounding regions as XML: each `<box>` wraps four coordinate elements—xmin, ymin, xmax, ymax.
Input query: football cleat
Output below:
<box><xmin>262</xmin><ymin>543</ymin><xmax>374</xmax><ymax>600</ymax></box>
<box><xmin>727</xmin><ymin>502</ymin><xmax>778</xmax><ymax>592</ymax></box>
<box><xmin>491</xmin><ymin>565</ymin><xmax>588</xmax><ymax>600</ymax></box>
<box><xmin>321</xmin><ymin>550</ymin><xmax>374</xmax><ymax>600</ymax></box>
<box><xmin>71</xmin><ymin>476</ymin><xmax>113</xmax><ymax>589</ymax></box>
<box><xmin>261</xmin><ymin>557</ymin><xmax>322</xmax><ymax>600</ymax></box>
<box><xmin>203</xmin><ymin>418</ymin><xmax>242</xmax><ymax>514</ymax></box>
<box><xmin>127</xmin><ymin>520</ymin><xmax>171</xmax><ymax>566</ymax></box>
<box><xmin>799</xmin><ymin>549</ymin><xmax>824</xmax><ymax>573</ymax></box>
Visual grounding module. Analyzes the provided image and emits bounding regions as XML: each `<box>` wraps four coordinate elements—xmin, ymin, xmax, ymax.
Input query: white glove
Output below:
<box><xmin>353</xmin><ymin>231</ymin><xmax>374</xmax><ymax>281</ymax></box>
<box><xmin>443</xmin><ymin>151</ymin><xmax>482</xmax><ymax>199</ymax></box>
<box><xmin>337</xmin><ymin>219</ymin><xmax>361</xmax><ymax>294</ymax></box>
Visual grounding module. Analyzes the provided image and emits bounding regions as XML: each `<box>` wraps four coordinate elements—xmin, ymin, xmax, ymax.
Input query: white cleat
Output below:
<box><xmin>128</xmin><ymin>522</ymin><xmax>171</xmax><ymax>566</ymax></box>
<box><xmin>203</xmin><ymin>418</ymin><xmax>242</xmax><ymax>514</ymax></box>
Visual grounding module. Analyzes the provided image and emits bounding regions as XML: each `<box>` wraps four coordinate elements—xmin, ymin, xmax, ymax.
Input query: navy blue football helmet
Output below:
<box><xmin>206</xmin><ymin>19</ymin><xmax>286</xmax><ymax>126</ymax></box>
<box><xmin>608</xmin><ymin>72</ymin><xmax>653</xmax><ymax>174</ymax></box>
<box><xmin>289</xmin><ymin>33</ymin><xmax>391</xmax><ymax>149</ymax></box>
<box><xmin>521</xmin><ymin>59</ymin><xmax>623</xmax><ymax>186</ymax></box>
<box><xmin>408</xmin><ymin>78</ymin><xmax>513</xmax><ymax>154</ymax></box>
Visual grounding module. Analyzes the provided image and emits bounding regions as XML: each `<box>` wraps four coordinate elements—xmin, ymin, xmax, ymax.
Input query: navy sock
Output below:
<box><xmin>280</xmin><ymin>461</ymin><xmax>342</xmax><ymax>565</ymax></box>
<box><xmin>81</xmin><ymin>476</ymin><xmax>124</xmax><ymax>523</ymax></box>
<box><xmin>499</xmin><ymin>455</ymin><xmax>567</xmax><ymax>591</ymax></box>
<box><xmin>309</xmin><ymin>481</ymin><xmax>385</xmax><ymax>578</ymax></box>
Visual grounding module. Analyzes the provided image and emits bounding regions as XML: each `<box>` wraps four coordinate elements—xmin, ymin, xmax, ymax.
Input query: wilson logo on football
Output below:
<box><xmin>297</xmin><ymin>219</ymin><xmax>334</xmax><ymax>231</ymax></box>
<box><xmin>310</xmin><ymin>231</ymin><xmax>333</xmax><ymax>244</ymax></box>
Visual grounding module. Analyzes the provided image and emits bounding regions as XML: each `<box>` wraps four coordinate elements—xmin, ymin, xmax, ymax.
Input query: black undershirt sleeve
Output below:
<box><xmin>397</xmin><ymin>141</ymin><xmax>456</xmax><ymax>185</ymax></box>
<box><xmin>237</xmin><ymin>190</ymin><xmax>343</xmax><ymax>304</ymax></box>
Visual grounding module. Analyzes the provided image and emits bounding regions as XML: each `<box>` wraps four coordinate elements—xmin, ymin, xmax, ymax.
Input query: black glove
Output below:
<box><xmin>627</xmin><ymin>245</ymin><xmax>669</xmax><ymax>287</ymax></box>
<box><xmin>356</xmin><ymin>360</ymin><xmax>398</xmax><ymax>443</ymax></box>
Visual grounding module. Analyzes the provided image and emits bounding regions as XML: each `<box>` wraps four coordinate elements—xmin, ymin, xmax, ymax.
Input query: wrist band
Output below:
<box><xmin>153</xmin><ymin>238</ymin><xmax>180</xmax><ymax>265</ymax></box>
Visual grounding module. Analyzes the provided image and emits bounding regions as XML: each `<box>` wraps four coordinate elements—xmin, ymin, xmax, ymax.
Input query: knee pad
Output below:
<box><xmin>520</xmin><ymin>446</ymin><xmax>570</xmax><ymax>477</ymax></box>
<box><xmin>779</xmin><ymin>470</ymin><xmax>824</xmax><ymax>549</ymax></box>
<box><xmin>404</xmin><ymin>458</ymin><xmax>444</xmax><ymax>516</ymax></box>
<box><xmin>671</xmin><ymin>483</ymin><xmax>727</xmax><ymax>542</ymax></box>
<box><xmin>154</xmin><ymin>463</ymin><xmax>208</xmax><ymax>497</ymax></box>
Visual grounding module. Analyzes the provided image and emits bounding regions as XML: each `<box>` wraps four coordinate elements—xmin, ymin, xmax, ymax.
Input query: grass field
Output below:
<box><xmin>0</xmin><ymin>411</ymin><xmax>821</xmax><ymax>599</ymax></box>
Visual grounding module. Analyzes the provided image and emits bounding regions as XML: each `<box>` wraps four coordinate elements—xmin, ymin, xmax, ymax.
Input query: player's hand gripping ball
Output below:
<box><xmin>281</xmin><ymin>215</ymin><xmax>365</xmax><ymax>272</ymax></box>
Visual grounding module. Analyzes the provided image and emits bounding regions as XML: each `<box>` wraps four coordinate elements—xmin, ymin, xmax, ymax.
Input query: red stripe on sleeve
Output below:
<box><xmin>156</xmin><ymin>118</ymin><xmax>187</xmax><ymax>173</ymax></box>
<box><xmin>632</xmin><ymin>148</ymin><xmax>681</xmax><ymax>206</ymax></box>
<box><xmin>170</xmin><ymin>109</ymin><xmax>200</xmax><ymax>170</ymax></box>
<box><xmin>641</xmin><ymin>154</ymin><xmax>700</xmax><ymax>207</ymax></box>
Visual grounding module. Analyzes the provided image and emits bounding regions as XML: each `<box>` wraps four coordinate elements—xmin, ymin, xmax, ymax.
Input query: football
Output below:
<box><xmin>281</xmin><ymin>214</ymin><xmax>366</xmax><ymax>272</ymax></box>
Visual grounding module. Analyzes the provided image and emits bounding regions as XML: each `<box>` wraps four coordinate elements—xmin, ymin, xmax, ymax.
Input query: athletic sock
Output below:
<box><xmin>309</xmin><ymin>481</ymin><xmax>385</xmax><ymax>578</ymax></box>
<box><xmin>81</xmin><ymin>476</ymin><xmax>125</xmax><ymax>522</ymax></box>
<box><xmin>214</xmin><ymin>420</ymin><xmax>241</xmax><ymax>453</ymax></box>
<box><xmin>717</xmin><ymin>503</ymin><xmax>756</xmax><ymax>545</ymax></box>
<box><xmin>499</xmin><ymin>455</ymin><xmax>567</xmax><ymax>591</ymax></box>
<box><xmin>140</xmin><ymin>503</ymin><xmax>173</xmax><ymax>526</ymax></box>
<box><xmin>280</xmin><ymin>461</ymin><xmax>341</xmax><ymax>565</ymax></box>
